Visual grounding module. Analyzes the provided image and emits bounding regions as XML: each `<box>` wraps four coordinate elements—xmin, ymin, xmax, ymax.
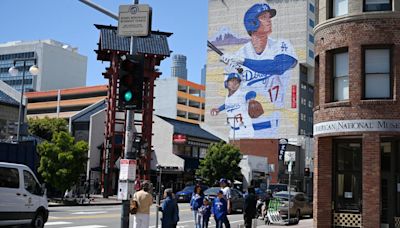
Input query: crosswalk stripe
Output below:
<box><xmin>71</xmin><ymin>211</ymin><xmax>107</xmax><ymax>215</ymax></box>
<box><xmin>45</xmin><ymin>221</ymin><xmax>73</xmax><ymax>226</ymax></box>
<box><xmin>62</xmin><ymin>225</ymin><xmax>107</xmax><ymax>228</ymax></box>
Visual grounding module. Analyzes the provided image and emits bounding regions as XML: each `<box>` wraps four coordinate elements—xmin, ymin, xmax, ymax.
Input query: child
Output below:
<box><xmin>198</xmin><ymin>198</ymin><xmax>211</xmax><ymax>228</ymax></box>
<box><xmin>212</xmin><ymin>190</ymin><xmax>230</xmax><ymax>228</ymax></box>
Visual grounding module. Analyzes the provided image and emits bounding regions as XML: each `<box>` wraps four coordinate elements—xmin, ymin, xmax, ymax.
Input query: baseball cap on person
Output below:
<box><xmin>219</xmin><ymin>178</ymin><xmax>227</xmax><ymax>183</ymax></box>
<box><xmin>218</xmin><ymin>190</ymin><xmax>223</xmax><ymax>194</ymax></box>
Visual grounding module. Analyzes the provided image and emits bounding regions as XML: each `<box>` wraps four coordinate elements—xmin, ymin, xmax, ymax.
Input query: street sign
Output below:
<box><xmin>118</xmin><ymin>4</ymin><xmax>151</xmax><ymax>37</ymax></box>
<box><xmin>119</xmin><ymin>159</ymin><xmax>136</xmax><ymax>181</ymax></box>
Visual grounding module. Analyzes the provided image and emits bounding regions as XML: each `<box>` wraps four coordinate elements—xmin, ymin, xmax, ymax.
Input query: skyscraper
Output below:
<box><xmin>171</xmin><ymin>54</ymin><xmax>187</xmax><ymax>80</ymax></box>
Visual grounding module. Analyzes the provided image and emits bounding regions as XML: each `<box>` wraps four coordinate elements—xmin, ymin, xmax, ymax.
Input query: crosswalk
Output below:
<box><xmin>46</xmin><ymin>222</ymin><xmax>106</xmax><ymax>228</ymax></box>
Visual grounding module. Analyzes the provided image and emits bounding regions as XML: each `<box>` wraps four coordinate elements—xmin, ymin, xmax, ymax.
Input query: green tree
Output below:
<box><xmin>28</xmin><ymin>117</ymin><xmax>68</xmax><ymax>141</ymax></box>
<box><xmin>37</xmin><ymin>131</ymin><xmax>88</xmax><ymax>197</ymax></box>
<box><xmin>196</xmin><ymin>141</ymin><xmax>242</xmax><ymax>186</ymax></box>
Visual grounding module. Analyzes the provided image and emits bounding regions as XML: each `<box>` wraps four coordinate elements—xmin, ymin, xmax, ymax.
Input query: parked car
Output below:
<box><xmin>175</xmin><ymin>185</ymin><xmax>208</xmax><ymax>202</ymax></box>
<box><xmin>203</xmin><ymin>187</ymin><xmax>244</xmax><ymax>213</ymax></box>
<box><xmin>273</xmin><ymin>191</ymin><xmax>313</xmax><ymax>220</ymax></box>
<box><xmin>0</xmin><ymin>162</ymin><xmax>48</xmax><ymax>228</ymax></box>
<box><xmin>268</xmin><ymin>184</ymin><xmax>297</xmax><ymax>193</ymax></box>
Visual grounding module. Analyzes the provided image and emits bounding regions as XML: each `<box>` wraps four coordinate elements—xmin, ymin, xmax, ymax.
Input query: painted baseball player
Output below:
<box><xmin>221</xmin><ymin>3</ymin><xmax>298</xmax><ymax>109</ymax></box>
<box><xmin>211</xmin><ymin>73</ymin><xmax>255</xmax><ymax>139</ymax></box>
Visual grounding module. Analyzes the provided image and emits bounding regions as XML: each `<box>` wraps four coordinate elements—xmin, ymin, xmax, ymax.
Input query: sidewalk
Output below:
<box><xmin>255</xmin><ymin>218</ymin><xmax>313</xmax><ymax>227</ymax></box>
<box><xmin>48</xmin><ymin>194</ymin><xmax>121</xmax><ymax>207</ymax></box>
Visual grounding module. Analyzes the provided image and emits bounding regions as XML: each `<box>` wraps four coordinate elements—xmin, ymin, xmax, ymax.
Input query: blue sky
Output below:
<box><xmin>0</xmin><ymin>0</ymin><xmax>208</xmax><ymax>86</ymax></box>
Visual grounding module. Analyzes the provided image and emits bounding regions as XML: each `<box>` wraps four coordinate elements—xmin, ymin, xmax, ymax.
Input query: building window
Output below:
<box><xmin>333</xmin><ymin>51</ymin><xmax>349</xmax><ymax>101</ymax></box>
<box><xmin>199</xmin><ymin>147</ymin><xmax>207</xmax><ymax>158</ymax></box>
<box><xmin>309</xmin><ymin>19</ymin><xmax>315</xmax><ymax>28</ymax></box>
<box><xmin>309</xmin><ymin>34</ymin><xmax>314</xmax><ymax>44</ymax></box>
<box><xmin>333</xmin><ymin>140</ymin><xmax>362</xmax><ymax>212</ymax></box>
<box><xmin>364</xmin><ymin>0</ymin><xmax>392</xmax><ymax>11</ymax></box>
<box><xmin>332</xmin><ymin>0</ymin><xmax>348</xmax><ymax>17</ymax></box>
<box><xmin>308</xmin><ymin>50</ymin><xmax>314</xmax><ymax>59</ymax></box>
<box><xmin>364</xmin><ymin>48</ymin><xmax>391</xmax><ymax>99</ymax></box>
<box><xmin>309</xmin><ymin>3</ymin><xmax>315</xmax><ymax>13</ymax></box>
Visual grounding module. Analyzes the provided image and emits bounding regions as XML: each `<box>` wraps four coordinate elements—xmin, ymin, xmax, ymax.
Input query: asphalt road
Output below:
<box><xmin>44</xmin><ymin>204</ymin><xmax>245</xmax><ymax>228</ymax></box>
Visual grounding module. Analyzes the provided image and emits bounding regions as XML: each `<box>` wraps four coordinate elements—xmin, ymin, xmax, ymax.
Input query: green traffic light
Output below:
<box><xmin>124</xmin><ymin>91</ymin><xmax>133</xmax><ymax>102</ymax></box>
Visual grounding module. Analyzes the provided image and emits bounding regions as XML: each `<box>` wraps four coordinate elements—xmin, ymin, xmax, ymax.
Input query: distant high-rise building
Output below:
<box><xmin>171</xmin><ymin>54</ymin><xmax>187</xmax><ymax>80</ymax></box>
<box><xmin>201</xmin><ymin>64</ymin><xmax>206</xmax><ymax>86</ymax></box>
<box><xmin>0</xmin><ymin>40</ymin><xmax>87</xmax><ymax>92</ymax></box>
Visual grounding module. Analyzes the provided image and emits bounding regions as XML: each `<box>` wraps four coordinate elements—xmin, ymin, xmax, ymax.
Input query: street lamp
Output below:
<box><xmin>8</xmin><ymin>58</ymin><xmax>39</xmax><ymax>142</ymax></box>
<box><xmin>226</xmin><ymin>115</ymin><xmax>243</xmax><ymax>144</ymax></box>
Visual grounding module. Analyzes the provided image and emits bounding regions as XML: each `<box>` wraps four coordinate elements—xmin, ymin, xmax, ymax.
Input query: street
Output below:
<box><xmin>45</xmin><ymin>204</ymin><xmax>245</xmax><ymax>228</ymax></box>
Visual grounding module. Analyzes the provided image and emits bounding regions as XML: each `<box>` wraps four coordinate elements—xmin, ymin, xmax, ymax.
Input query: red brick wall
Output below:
<box><xmin>314</xmin><ymin>18</ymin><xmax>400</xmax><ymax>124</ymax></box>
<box><xmin>235</xmin><ymin>139</ymin><xmax>279</xmax><ymax>183</ymax></box>
<box><xmin>362</xmin><ymin>133</ymin><xmax>380</xmax><ymax>228</ymax></box>
<box><xmin>313</xmin><ymin>137</ymin><xmax>332</xmax><ymax>228</ymax></box>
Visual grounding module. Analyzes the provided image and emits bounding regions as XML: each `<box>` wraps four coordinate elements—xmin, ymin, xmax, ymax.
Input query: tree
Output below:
<box><xmin>196</xmin><ymin>141</ymin><xmax>242</xmax><ymax>186</ymax></box>
<box><xmin>37</xmin><ymin>131</ymin><xmax>88</xmax><ymax>198</ymax></box>
<box><xmin>28</xmin><ymin>117</ymin><xmax>68</xmax><ymax>141</ymax></box>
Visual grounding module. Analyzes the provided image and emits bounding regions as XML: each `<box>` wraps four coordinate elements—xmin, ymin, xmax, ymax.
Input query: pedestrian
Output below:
<box><xmin>134</xmin><ymin>175</ymin><xmax>141</xmax><ymax>191</ymax></box>
<box><xmin>93</xmin><ymin>178</ymin><xmax>99</xmax><ymax>194</ymax></box>
<box><xmin>198</xmin><ymin>198</ymin><xmax>211</xmax><ymax>228</ymax></box>
<box><xmin>190</xmin><ymin>184</ymin><xmax>204</xmax><ymax>228</ymax></box>
<box><xmin>158</xmin><ymin>188</ymin><xmax>179</xmax><ymax>228</ymax></box>
<box><xmin>132</xmin><ymin>181</ymin><xmax>153</xmax><ymax>228</ymax></box>
<box><xmin>212</xmin><ymin>190</ymin><xmax>230</xmax><ymax>228</ymax></box>
<box><xmin>243</xmin><ymin>187</ymin><xmax>257</xmax><ymax>228</ymax></box>
<box><xmin>84</xmin><ymin>181</ymin><xmax>90</xmax><ymax>199</ymax></box>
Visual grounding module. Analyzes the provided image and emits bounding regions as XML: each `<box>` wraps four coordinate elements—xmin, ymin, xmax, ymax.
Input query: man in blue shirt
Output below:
<box><xmin>212</xmin><ymin>190</ymin><xmax>230</xmax><ymax>228</ymax></box>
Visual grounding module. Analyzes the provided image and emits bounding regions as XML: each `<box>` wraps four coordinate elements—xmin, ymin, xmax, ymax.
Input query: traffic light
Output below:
<box><xmin>304</xmin><ymin>167</ymin><xmax>310</xmax><ymax>177</ymax></box>
<box><xmin>118</xmin><ymin>55</ymin><xmax>144</xmax><ymax>110</ymax></box>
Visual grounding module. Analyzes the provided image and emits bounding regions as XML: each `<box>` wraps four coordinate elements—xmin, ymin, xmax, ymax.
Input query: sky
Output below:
<box><xmin>0</xmin><ymin>0</ymin><xmax>208</xmax><ymax>86</ymax></box>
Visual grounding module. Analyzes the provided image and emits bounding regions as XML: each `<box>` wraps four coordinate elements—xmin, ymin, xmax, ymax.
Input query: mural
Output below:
<box><xmin>207</xmin><ymin>1</ymin><xmax>300</xmax><ymax>139</ymax></box>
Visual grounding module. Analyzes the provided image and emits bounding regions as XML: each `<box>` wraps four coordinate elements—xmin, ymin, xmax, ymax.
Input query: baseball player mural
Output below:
<box><xmin>209</xmin><ymin>2</ymin><xmax>298</xmax><ymax>139</ymax></box>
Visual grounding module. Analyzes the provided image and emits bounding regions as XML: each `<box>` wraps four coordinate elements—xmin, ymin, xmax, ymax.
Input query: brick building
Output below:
<box><xmin>313</xmin><ymin>1</ymin><xmax>400</xmax><ymax>227</ymax></box>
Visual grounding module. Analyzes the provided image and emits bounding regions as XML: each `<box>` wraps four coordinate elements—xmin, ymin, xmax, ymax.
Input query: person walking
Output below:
<box><xmin>132</xmin><ymin>181</ymin><xmax>153</xmax><ymax>228</ymax></box>
<box><xmin>212</xmin><ymin>190</ymin><xmax>230</xmax><ymax>228</ymax></box>
<box><xmin>243</xmin><ymin>187</ymin><xmax>257</xmax><ymax>228</ymax></box>
<box><xmin>190</xmin><ymin>185</ymin><xmax>204</xmax><ymax>228</ymax></box>
<box><xmin>158</xmin><ymin>188</ymin><xmax>179</xmax><ymax>228</ymax></box>
<box><xmin>198</xmin><ymin>198</ymin><xmax>211</xmax><ymax>228</ymax></box>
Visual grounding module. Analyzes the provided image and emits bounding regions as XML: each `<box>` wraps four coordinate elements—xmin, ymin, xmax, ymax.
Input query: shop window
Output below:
<box><xmin>364</xmin><ymin>0</ymin><xmax>392</xmax><ymax>12</ymax></box>
<box><xmin>333</xmin><ymin>51</ymin><xmax>349</xmax><ymax>101</ymax></box>
<box><xmin>192</xmin><ymin>146</ymin><xmax>199</xmax><ymax>158</ymax></box>
<box><xmin>364</xmin><ymin>48</ymin><xmax>391</xmax><ymax>99</ymax></box>
<box><xmin>331</xmin><ymin>0</ymin><xmax>348</xmax><ymax>17</ymax></box>
<box><xmin>333</xmin><ymin>141</ymin><xmax>362</xmax><ymax>212</ymax></box>
<box><xmin>199</xmin><ymin>147</ymin><xmax>207</xmax><ymax>158</ymax></box>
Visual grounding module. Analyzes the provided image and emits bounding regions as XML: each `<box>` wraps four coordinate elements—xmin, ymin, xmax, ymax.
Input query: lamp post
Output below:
<box><xmin>8</xmin><ymin>58</ymin><xmax>39</xmax><ymax>142</ymax></box>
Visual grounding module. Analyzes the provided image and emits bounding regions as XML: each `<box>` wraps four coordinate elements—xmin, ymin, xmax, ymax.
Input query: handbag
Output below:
<box><xmin>130</xmin><ymin>200</ymin><xmax>138</xmax><ymax>214</ymax></box>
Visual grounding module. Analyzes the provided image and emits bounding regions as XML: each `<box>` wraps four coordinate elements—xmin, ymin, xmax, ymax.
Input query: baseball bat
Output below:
<box><xmin>207</xmin><ymin>40</ymin><xmax>243</xmax><ymax>73</ymax></box>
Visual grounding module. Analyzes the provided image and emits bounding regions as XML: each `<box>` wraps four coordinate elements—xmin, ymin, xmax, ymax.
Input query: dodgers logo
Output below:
<box><xmin>226</xmin><ymin>104</ymin><xmax>240</xmax><ymax>112</ymax></box>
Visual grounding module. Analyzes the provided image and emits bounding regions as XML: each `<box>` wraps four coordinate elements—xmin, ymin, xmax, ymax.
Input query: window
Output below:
<box><xmin>309</xmin><ymin>34</ymin><xmax>314</xmax><ymax>43</ymax></box>
<box><xmin>0</xmin><ymin>167</ymin><xmax>19</xmax><ymax>188</ymax></box>
<box><xmin>332</xmin><ymin>0</ymin><xmax>348</xmax><ymax>17</ymax></box>
<box><xmin>364</xmin><ymin>48</ymin><xmax>391</xmax><ymax>99</ymax></box>
<box><xmin>309</xmin><ymin>3</ymin><xmax>315</xmax><ymax>13</ymax></box>
<box><xmin>334</xmin><ymin>141</ymin><xmax>362</xmax><ymax>212</ymax></box>
<box><xmin>333</xmin><ymin>51</ymin><xmax>349</xmax><ymax>101</ymax></box>
<box><xmin>23</xmin><ymin>170</ymin><xmax>42</xmax><ymax>195</ymax></box>
<box><xmin>364</xmin><ymin>0</ymin><xmax>392</xmax><ymax>11</ymax></box>
<box><xmin>199</xmin><ymin>147</ymin><xmax>207</xmax><ymax>158</ymax></box>
<box><xmin>309</xmin><ymin>19</ymin><xmax>315</xmax><ymax>28</ymax></box>
<box><xmin>309</xmin><ymin>50</ymin><xmax>314</xmax><ymax>59</ymax></box>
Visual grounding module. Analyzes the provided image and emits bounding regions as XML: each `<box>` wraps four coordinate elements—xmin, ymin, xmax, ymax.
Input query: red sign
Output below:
<box><xmin>173</xmin><ymin>134</ymin><xmax>187</xmax><ymax>143</ymax></box>
<box><xmin>291</xmin><ymin>85</ymin><xmax>297</xmax><ymax>108</ymax></box>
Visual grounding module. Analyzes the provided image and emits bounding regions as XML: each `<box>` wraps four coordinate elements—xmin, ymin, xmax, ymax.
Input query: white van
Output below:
<box><xmin>0</xmin><ymin>162</ymin><xmax>48</xmax><ymax>227</ymax></box>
